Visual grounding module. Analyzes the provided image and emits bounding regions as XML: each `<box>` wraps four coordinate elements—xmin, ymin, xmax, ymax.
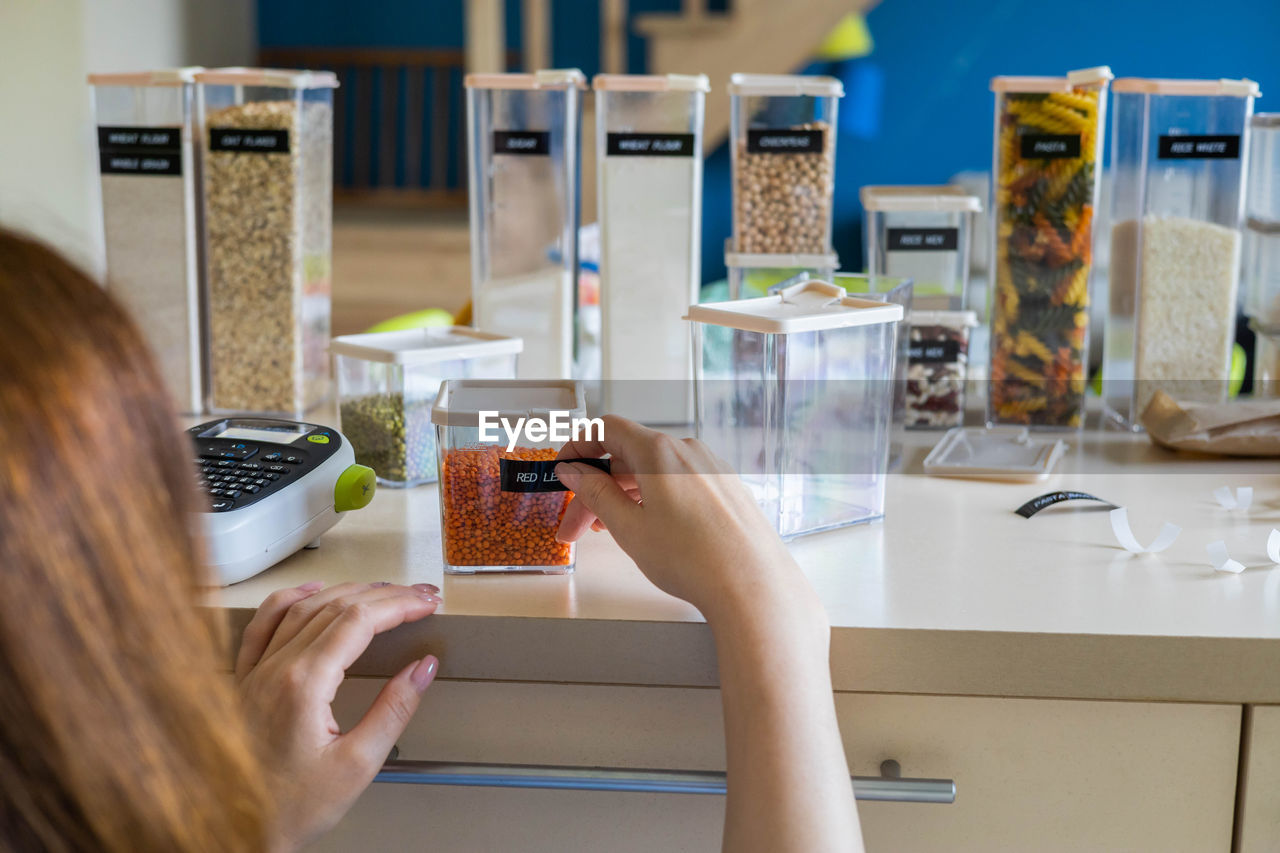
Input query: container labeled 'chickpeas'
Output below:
<box><xmin>332</xmin><ymin>328</ymin><xmax>522</xmax><ymax>488</ymax></box>
<box><xmin>988</xmin><ymin>66</ymin><xmax>1112</xmax><ymax>430</ymax></box>
<box><xmin>89</xmin><ymin>68</ymin><xmax>205</xmax><ymax>414</ymax></box>
<box><xmin>861</xmin><ymin>185</ymin><xmax>981</xmax><ymax>309</ymax></box>
<box><xmin>729</xmin><ymin>74</ymin><xmax>843</xmax><ymax>255</ymax></box>
<box><xmin>1104</xmin><ymin>77</ymin><xmax>1257</xmax><ymax>427</ymax></box>
<box><xmin>688</xmin><ymin>279</ymin><xmax>902</xmax><ymax>539</ymax></box>
<box><xmin>196</xmin><ymin>68</ymin><xmax>337</xmax><ymax>417</ymax></box>
<box><xmin>465</xmin><ymin>70</ymin><xmax>584</xmax><ymax>380</ymax></box>
<box><xmin>432</xmin><ymin>379</ymin><xmax>587</xmax><ymax>573</ymax></box>
<box><xmin>724</xmin><ymin>242</ymin><xmax>839</xmax><ymax>299</ymax></box>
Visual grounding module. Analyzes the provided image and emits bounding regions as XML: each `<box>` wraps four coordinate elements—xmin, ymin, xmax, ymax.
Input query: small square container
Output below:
<box><xmin>196</xmin><ymin>67</ymin><xmax>338</xmax><ymax>417</ymax></box>
<box><xmin>89</xmin><ymin>68</ymin><xmax>205</xmax><ymax>414</ymax></box>
<box><xmin>906</xmin><ymin>310</ymin><xmax>978</xmax><ymax>429</ymax></box>
<box><xmin>1252</xmin><ymin>321</ymin><xmax>1280</xmax><ymax>397</ymax></box>
<box><xmin>923</xmin><ymin>427</ymin><xmax>1066</xmax><ymax>483</ymax></box>
<box><xmin>688</xmin><ymin>279</ymin><xmax>903</xmax><ymax>539</ymax></box>
<box><xmin>729</xmin><ymin>74</ymin><xmax>843</xmax><ymax>255</ymax></box>
<box><xmin>432</xmin><ymin>379</ymin><xmax>586</xmax><ymax>573</ymax></box>
<box><xmin>465</xmin><ymin>70</ymin><xmax>585</xmax><ymax>380</ymax></box>
<box><xmin>988</xmin><ymin>67</ymin><xmax>1112</xmax><ymax>430</ymax></box>
<box><xmin>1244</xmin><ymin>114</ymin><xmax>1280</xmax><ymax>327</ymax></box>
<box><xmin>331</xmin><ymin>328</ymin><xmax>523</xmax><ymax>487</ymax></box>
<box><xmin>861</xmin><ymin>185</ymin><xmax>981</xmax><ymax>308</ymax></box>
<box><xmin>1104</xmin><ymin>77</ymin><xmax>1258</xmax><ymax>427</ymax></box>
<box><xmin>725</xmin><ymin>241</ymin><xmax>839</xmax><ymax>299</ymax></box>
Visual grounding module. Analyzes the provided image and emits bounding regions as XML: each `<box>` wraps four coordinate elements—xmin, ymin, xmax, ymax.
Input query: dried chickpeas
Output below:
<box><xmin>733</xmin><ymin>121</ymin><xmax>834</xmax><ymax>254</ymax></box>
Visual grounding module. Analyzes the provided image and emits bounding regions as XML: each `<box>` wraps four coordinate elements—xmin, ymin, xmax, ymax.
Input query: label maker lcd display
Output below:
<box><xmin>189</xmin><ymin>418</ymin><xmax>375</xmax><ymax>585</ymax></box>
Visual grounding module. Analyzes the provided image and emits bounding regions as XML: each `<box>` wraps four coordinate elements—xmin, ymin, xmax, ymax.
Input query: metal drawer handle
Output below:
<box><xmin>375</xmin><ymin>759</ymin><xmax>955</xmax><ymax>804</ymax></box>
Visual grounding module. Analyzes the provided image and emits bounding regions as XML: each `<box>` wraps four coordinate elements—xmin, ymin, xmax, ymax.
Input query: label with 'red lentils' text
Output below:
<box><xmin>746</xmin><ymin>128</ymin><xmax>825</xmax><ymax>154</ymax></box>
<box><xmin>1020</xmin><ymin>134</ymin><xmax>1081</xmax><ymax>159</ymax></box>
<box><xmin>499</xmin><ymin>457</ymin><xmax>612</xmax><ymax>493</ymax></box>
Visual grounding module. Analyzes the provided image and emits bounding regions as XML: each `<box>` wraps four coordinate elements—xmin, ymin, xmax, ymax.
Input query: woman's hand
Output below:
<box><xmin>235</xmin><ymin>581</ymin><xmax>442</xmax><ymax>851</ymax></box>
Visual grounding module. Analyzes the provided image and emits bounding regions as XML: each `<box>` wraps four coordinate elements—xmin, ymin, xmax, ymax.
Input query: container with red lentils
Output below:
<box><xmin>431</xmin><ymin>379</ymin><xmax>587</xmax><ymax>574</ymax></box>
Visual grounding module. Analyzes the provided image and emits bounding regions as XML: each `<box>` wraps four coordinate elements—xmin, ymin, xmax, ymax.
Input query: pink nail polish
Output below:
<box><xmin>410</xmin><ymin>655</ymin><xmax>439</xmax><ymax>692</ymax></box>
<box><xmin>418</xmin><ymin>592</ymin><xmax>443</xmax><ymax>605</ymax></box>
<box><xmin>296</xmin><ymin>581</ymin><xmax>324</xmax><ymax>592</ymax></box>
<box><xmin>412</xmin><ymin>582</ymin><xmax>440</xmax><ymax>594</ymax></box>
<box><xmin>370</xmin><ymin>581</ymin><xmax>392</xmax><ymax>588</ymax></box>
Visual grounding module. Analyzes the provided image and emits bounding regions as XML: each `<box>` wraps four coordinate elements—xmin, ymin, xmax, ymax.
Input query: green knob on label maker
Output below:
<box><xmin>308</xmin><ymin>433</ymin><xmax>331</xmax><ymax>444</ymax></box>
<box><xmin>335</xmin><ymin>464</ymin><xmax>376</xmax><ymax>512</ymax></box>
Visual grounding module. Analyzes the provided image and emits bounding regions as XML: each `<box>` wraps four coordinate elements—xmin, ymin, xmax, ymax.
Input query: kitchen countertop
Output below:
<box><xmin>207</xmin><ymin>421</ymin><xmax>1280</xmax><ymax>704</ymax></box>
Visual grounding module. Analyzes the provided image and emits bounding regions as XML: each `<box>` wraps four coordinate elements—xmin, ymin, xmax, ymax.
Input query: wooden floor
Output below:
<box><xmin>331</xmin><ymin>206</ymin><xmax>471</xmax><ymax>336</ymax></box>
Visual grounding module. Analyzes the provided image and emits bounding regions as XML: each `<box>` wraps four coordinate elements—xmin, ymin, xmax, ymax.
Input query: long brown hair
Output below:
<box><xmin>0</xmin><ymin>230</ymin><xmax>271</xmax><ymax>850</ymax></box>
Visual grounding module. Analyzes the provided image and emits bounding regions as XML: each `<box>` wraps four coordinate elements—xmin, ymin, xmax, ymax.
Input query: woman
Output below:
<box><xmin>0</xmin><ymin>228</ymin><xmax>860</xmax><ymax>852</ymax></box>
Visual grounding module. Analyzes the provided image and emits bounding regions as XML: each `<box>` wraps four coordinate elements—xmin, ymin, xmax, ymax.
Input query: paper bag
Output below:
<box><xmin>1140</xmin><ymin>391</ymin><xmax>1280</xmax><ymax>456</ymax></box>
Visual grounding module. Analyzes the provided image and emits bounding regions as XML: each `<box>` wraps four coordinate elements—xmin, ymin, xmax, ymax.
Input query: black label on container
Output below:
<box><xmin>97</xmin><ymin>126</ymin><xmax>181</xmax><ymax>150</ymax></box>
<box><xmin>1014</xmin><ymin>491</ymin><xmax>1117</xmax><ymax>519</ymax></box>
<box><xmin>209</xmin><ymin>128</ymin><xmax>291</xmax><ymax>153</ymax></box>
<box><xmin>1020</xmin><ymin>134</ymin><xmax>1081</xmax><ymax>159</ymax></box>
<box><xmin>606</xmin><ymin>132</ymin><xmax>695</xmax><ymax>157</ymax></box>
<box><xmin>499</xmin><ymin>457</ymin><xmax>612</xmax><ymax>493</ymax></box>
<box><xmin>887</xmin><ymin>227</ymin><xmax>959</xmax><ymax>252</ymax></box>
<box><xmin>493</xmin><ymin>130</ymin><xmax>550</xmax><ymax>155</ymax></box>
<box><xmin>1157</xmin><ymin>134</ymin><xmax>1240</xmax><ymax>159</ymax></box>
<box><xmin>97</xmin><ymin>125</ymin><xmax>183</xmax><ymax>175</ymax></box>
<box><xmin>746</xmin><ymin>128</ymin><xmax>825</xmax><ymax>154</ymax></box>
<box><xmin>908</xmin><ymin>339</ymin><xmax>962</xmax><ymax>364</ymax></box>
<box><xmin>99</xmin><ymin>152</ymin><xmax>182</xmax><ymax>175</ymax></box>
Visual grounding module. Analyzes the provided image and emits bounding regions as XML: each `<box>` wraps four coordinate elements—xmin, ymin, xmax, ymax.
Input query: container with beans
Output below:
<box><xmin>905</xmin><ymin>310</ymin><xmax>977</xmax><ymax>429</ymax></box>
<box><xmin>431</xmin><ymin>379</ymin><xmax>586</xmax><ymax>573</ymax></box>
<box><xmin>331</xmin><ymin>328</ymin><xmax>521</xmax><ymax>488</ymax></box>
<box><xmin>729</xmin><ymin>74</ymin><xmax>843</xmax><ymax>256</ymax></box>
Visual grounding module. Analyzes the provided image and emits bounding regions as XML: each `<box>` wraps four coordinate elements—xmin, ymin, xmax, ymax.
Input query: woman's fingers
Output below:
<box><xmin>557</xmin><ymin>483</ymin><xmax>639</xmax><ymax>543</ymax></box>
<box><xmin>554</xmin><ymin>462</ymin><xmax>642</xmax><ymax>544</ymax></box>
<box><xmin>296</xmin><ymin>590</ymin><xmax>441</xmax><ymax>680</ymax></box>
<box><xmin>235</xmin><ymin>581</ymin><xmax>324</xmax><ymax>682</ymax></box>
<box><xmin>341</xmin><ymin>655</ymin><xmax>439</xmax><ymax>772</ymax></box>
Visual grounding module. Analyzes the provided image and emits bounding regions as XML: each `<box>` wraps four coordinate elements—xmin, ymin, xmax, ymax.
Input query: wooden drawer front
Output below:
<box><xmin>1237</xmin><ymin>704</ymin><xmax>1280</xmax><ymax>853</ymax></box>
<box><xmin>318</xmin><ymin>680</ymin><xmax>1239</xmax><ymax>853</ymax></box>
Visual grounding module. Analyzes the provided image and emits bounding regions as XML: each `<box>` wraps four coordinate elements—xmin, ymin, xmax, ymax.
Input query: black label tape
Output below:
<box><xmin>1015</xmin><ymin>491</ymin><xmax>1117</xmax><ymax>519</ymax></box>
<box><xmin>887</xmin><ymin>227</ymin><xmax>959</xmax><ymax>252</ymax></box>
<box><xmin>606</xmin><ymin>132</ymin><xmax>695</xmax><ymax>156</ymax></box>
<box><xmin>500</xmin><ymin>457</ymin><xmax>611</xmax><ymax>493</ymax></box>
<box><xmin>97</xmin><ymin>125</ymin><xmax>183</xmax><ymax>175</ymax></box>
<box><xmin>908</xmin><ymin>339</ymin><xmax>962</xmax><ymax>364</ymax></box>
<box><xmin>493</xmin><ymin>130</ymin><xmax>551</xmax><ymax>155</ymax></box>
<box><xmin>746</xmin><ymin>128</ymin><xmax>825</xmax><ymax>154</ymax></box>
<box><xmin>1157</xmin><ymin>134</ymin><xmax>1240</xmax><ymax>160</ymax></box>
<box><xmin>210</xmin><ymin>128</ymin><xmax>290</xmax><ymax>153</ymax></box>
<box><xmin>1020</xmin><ymin>133</ymin><xmax>1081</xmax><ymax>159</ymax></box>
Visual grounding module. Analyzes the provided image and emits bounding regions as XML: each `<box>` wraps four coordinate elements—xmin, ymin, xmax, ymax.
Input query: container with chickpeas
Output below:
<box><xmin>728</xmin><ymin>74</ymin><xmax>844</xmax><ymax>256</ymax></box>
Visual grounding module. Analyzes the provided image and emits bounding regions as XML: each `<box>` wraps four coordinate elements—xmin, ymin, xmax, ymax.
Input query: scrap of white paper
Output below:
<box><xmin>1109</xmin><ymin>507</ymin><xmax>1181</xmax><ymax>554</ymax></box>
<box><xmin>1268</xmin><ymin>529</ymin><xmax>1280</xmax><ymax>564</ymax></box>
<box><xmin>1213</xmin><ymin>486</ymin><xmax>1254</xmax><ymax>512</ymax></box>
<box><xmin>1207</xmin><ymin>540</ymin><xmax>1246</xmax><ymax>574</ymax></box>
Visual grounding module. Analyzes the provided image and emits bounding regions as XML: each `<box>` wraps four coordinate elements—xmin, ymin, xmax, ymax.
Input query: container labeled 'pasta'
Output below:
<box><xmin>595</xmin><ymin>73</ymin><xmax>708</xmax><ymax>423</ymax></box>
<box><xmin>729</xmin><ymin>74</ymin><xmax>843</xmax><ymax>255</ymax></box>
<box><xmin>1244</xmin><ymin>114</ymin><xmax>1280</xmax><ymax>328</ymax></box>
<box><xmin>1103</xmin><ymin>78</ymin><xmax>1257</xmax><ymax>427</ymax></box>
<box><xmin>90</xmin><ymin>68</ymin><xmax>205</xmax><ymax>414</ymax></box>
<box><xmin>465</xmin><ymin>70</ymin><xmax>584</xmax><ymax>380</ymax></box>
<box><xmin>332</xmin><ymin>328</ymin><xmax>522</xmax><ymax>487</ymax></box>
<box><xmin>989</xmin><ymin>67</ymin><xmax>1111</xmax><ymax>430</ymax></box>
<box><xmin>432</xmin><ymin>379</ymin><xmax>587</xmax><ymax>573</ymax></box>
<box><xmin>861</xmin><ymin>185</ymin><xmax>981</xmax><ymax>309</ymax></box>
<box><xmin>725</xmin><ymin>242</ymin><xmax>839</xmax><ymax>300</ymax></box>
<box><xmin>196</xmin><ymin>68</ymin><xmax>337</xmax><ymax>417</ymax></box>
<box><xmin>688</xmin><ymin>279</ymin><xmax>902</xmax><ymax>539</ymax></box>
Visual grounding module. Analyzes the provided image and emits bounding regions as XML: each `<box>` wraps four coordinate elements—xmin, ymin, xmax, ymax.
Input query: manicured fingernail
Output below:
<box><xmin>554</xmin><ymin>462</ymin><xmax>581</xmax><ymax>489</ymax></box>
<box><xmin>370</xmin><ymin>581</ymin><xmax>391</xmax><ymax>588</ymax></box>
<box><xmin>418</xmin><ymin>593</ymin><xmax>443</xmax><ymax>605</ymax></box>
<box><xmin>410</xmin><ymin>655</ymin><xmax>439</xmax><ymax>692</ymax></box>
<box><xmin>412</xmin><ymin>583</ymin><xmax>440</xmax><ymax>594</ymax></box>
<box><xmin>296</xmin><ymin>581</ymin><xmax>324</xmax><ymax>592</ymax></box>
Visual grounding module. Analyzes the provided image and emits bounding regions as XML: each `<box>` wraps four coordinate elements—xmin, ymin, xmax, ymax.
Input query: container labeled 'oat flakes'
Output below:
<box><xmin>196</xmin><ymin>68</ymin><xmax>337</xmax><ymax>417</ymax></box>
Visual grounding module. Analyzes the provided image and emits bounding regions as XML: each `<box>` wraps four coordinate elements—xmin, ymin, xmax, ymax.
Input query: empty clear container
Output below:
<box><xmin>861</xmin><ymin>185</ymin><xmax>981</xmax><ymax>310</ymax></box>
<box><xmin>1244</xmin><ymin>114</ymin><xmax>1280</xmax><ymax>327</ymax></box>
<box><xmin>465</xmin><ymin>70</ymin><xmax>585</xmax><ymax>380</ymax></box>
<box><xmin>1253</xmin><ymin>321</ymin><xmax>1280</xmax><ymax>397</ymax></box>
<box><xmin>595</xmin><ymin>73</ymin><xmax>708</xmax><ymax>423</ymax></box>
<box><xmin>725</xmin><ymin>241</ymin><xmax>839</xmax><ymax>299</ymax></box>
<box><xmin>989</xmin><ymin>67</ymin><xmax>1112</xmax><ymax>430</ymax></box>
<box><xmin>432</xmin><ymin>379</ymin><xmax>588</xmax><ymax>574</ymax></box>
<box><xmin>1103</xmin><ymin>78</ymin><xmax>1258</xmax><ymax>428</ymax></box>
<box><xmin>688</xmin><ymin>279</ymin><xmax>903</xmax><ymax>539</ymax></box>
<box><xmin>729</xmin><ymin>74</ymin><xmax>843</xmax><ymax>255</ymax></box>
<box><xmin>196</xmin><ymin>68</ymin><xmax>337</xmax><ymax>417</ymax></box>
<box><xmin>331</xmin><ymin>328</ymin><xmax>522</xmax><ymax>488</ymax></box>
<box><xmin>89</xmin><ymin>68</ymin><xmax>205</xmax><ymax>414</ymax></box>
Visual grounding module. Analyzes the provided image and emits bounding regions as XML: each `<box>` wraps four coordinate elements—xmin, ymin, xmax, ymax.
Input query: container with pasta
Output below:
<box><xmin>988</xmin><ymin>67</ymin><xmax>1112</xmax><ymax>430</ymax></box>
<box><xmin>1102</xmin><ymin>78</ymin><xmax>1257</xmax><ymax>427</ymax></box>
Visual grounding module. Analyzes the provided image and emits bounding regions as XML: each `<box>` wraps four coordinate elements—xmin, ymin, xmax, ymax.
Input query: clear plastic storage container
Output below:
<box><xmin>331</xmin><ymin>328</ymin><xmax>522</xmax><ymax>487</ymax></box>
<box><xmin>1252</xmin><ymin>320</ymin><xmax>1280</xmax><ymax>397</ymax></box>
<box><xmin>688</xmin><ymin>279</ymin><xmax>903</xmax><ymax>539</ymax></box>
<box><xmin>89</xmin><ymin>68</ymin><xmax>205</xmax><ymax>414</ymax></box>
<box><xmin>729</xmin><ymin>74</ymin><xmax>843</xmax><ymax>255</ymax></box>
<box><xmin>595</xmin><ymin>73</ymin><xmax>708</xmax><ymax>423</ymax></box>
<box><xmin>1244</xmin><ymin>113</ymin><xmax>1280</xmax><ymax>327</ymax></box>
<box><xmin>988</xmin><ymin>67</ymin><xmax>1112</xmax><ymax>430</ymax></box>
<box><xmin>465</xmin><ymin>70</ymin><xmax>584</xmax><ymax>380</ymax></box>
<box><xmin>905</xmin><ymin>309</ymin><xmax>978</xmax><ymax>429</ymax></box>
<box><xmin>725</xmin><ymin>241</ymin><xmax>839</xmax><ymax>299</ymax></box>
<box><xmin>861</xmin><ymin>185</ymin><xmax>981</xmax><ymax>309</ymax></box>
<box><xmin>432</xmin><ymin>379</ymin><xmax>587</xmax><ymax>573</ymax></box>
<box><xmin>1104</xmin><ymin>78</ymin><xmax>1258</xmax><ymax>427</ymax></box>
<box><xmin>196</xmin><ymin>68</ymin><xmax>337</xmax><ymax>417</ymax></box>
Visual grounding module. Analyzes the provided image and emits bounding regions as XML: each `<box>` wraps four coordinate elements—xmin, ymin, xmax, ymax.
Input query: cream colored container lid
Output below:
<box><xmin>912</xmin><ymin>309</ymin><xmax>979</xmax><ymax>328</ymax></box>
<box><xmin>193</xmin><ymin>67</ymin><xmax>339</xmax><ymax>89</ymax></box>
<box><xmin>330</xmin><ymin>327</ymin><xmax>523</xmax><ymax>366</ymax></box>
<box><xmin>593</xmin><ymin>73</ymin><xmax>709</xmax><ymax>92</ymax></box>
<box><xmin>431</xmin><ymin>379</ymin><xmax>585</xmax><ymax>427</ymax></box>
<box><xmin>990</xmin><ymin>66</ymin><xmax>1113</xmax><ymax>93</ymax></box>
<box><xmin>88</xmin><ymin>66</ymin><xmax>203</xmax><ymax>86</ymax></box>
<box><xmin>728</xmin><ymin>73</ymin><xmax>844</xmax><ymax>98</ymax></box>
<box><xmin>465</xmin><ymin>69</ymin><xmax>587</xmax><ymax>90</ymax></box>
<box><xmin>860</xmin><ymin>185</ymin><xmax>983</xmax><ymax>213</ymax></box>
<box><xmin>686</xmin><ymin>279</ymin><xmax>901</xmax><ymax>335</ymax></box>
<box><xmin>724</xmin><ymin>242</ymin><xmax>840</xmax><ymax>270</ymax></box>
<box><xmin>1112</xmin><ymin>77</ymin><xmax>1260</xmax><ymax>97</ymax></box>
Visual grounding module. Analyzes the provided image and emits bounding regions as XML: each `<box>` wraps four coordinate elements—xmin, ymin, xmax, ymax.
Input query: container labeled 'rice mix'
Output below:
<box><xmin>988</xmin><ymin>67</ymin><xmax>1112</xmax><ymax>429</ymax></box>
